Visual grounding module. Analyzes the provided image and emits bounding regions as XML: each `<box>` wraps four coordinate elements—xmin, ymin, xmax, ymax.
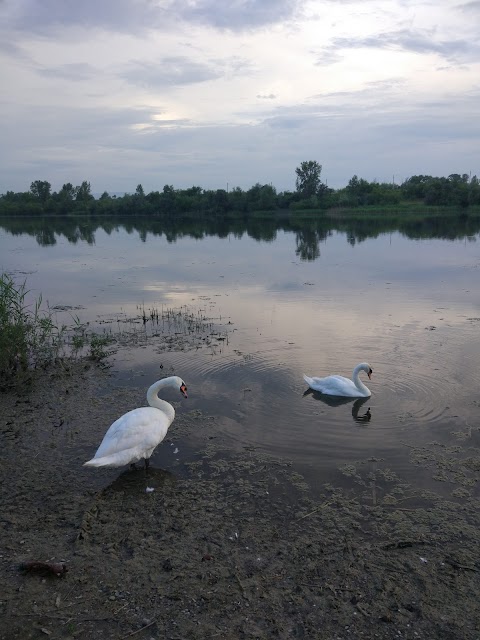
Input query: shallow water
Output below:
<box><xmin>1</xmin><ymin>215</ymin><xmax>480</xmax><ymax>491</ymax></box>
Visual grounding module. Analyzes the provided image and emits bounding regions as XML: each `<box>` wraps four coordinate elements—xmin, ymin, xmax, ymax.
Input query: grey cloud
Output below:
<box><xmin>1</xmin><ymin>0</ymin><xmax>163</xmax><ymax>35</ymax></box>
<box><xmin>145</xmin><ymin>119</ymin><xmax>192</xmax><ymax>128</ymax></box>
<box><xmin>251</xmin><ymin>81</ymin><xmax>480</xmax><ymax>142</ymax></box>
<box><xmin>313</xmin><ymin>49</ymin><xmax>343</xmax><ymax>66</ymax></box>
<box><xmin>0</xmin><ymin>40</ymin><xmax>30</xmax><ymax>60</ymax></box>
<box><xmin>256</xmin><ymin>94</ymin><xmax>277</xmax><ymax>99</ymax></box>
<box><xmin>121</xmin><ymin>57</ymin><xmax>222</xmax><ymax>88</ymax></box>
<box><xmin>316</xmin><ymin>28</ymin><xmax>479</xmax><ymax>65</ymax></box>
<box><xmin>263</xmin><ymin>116</ymin><xmax>305</xmax><ymax>129</ymax></box>
<box><xmin>121</xmin><ymin>55</ymin><xmax>253</xmax><ymax>89</ymax></box>
<box><xmin>2</xmin><ymin>0</ymin><xmax>305</xmax><ymax>35</ymax></box>
<box><xmin>0</xmin><ymin>104</ymin><xmax>159</xmax><ymax>148</ymax></box>
<box><xmin>218</xmin><ymin>56</ymin><xmax>256</xmax><ymax>75</ymax></box>
<box><xmin>310</xmin><ymin>78</ymin><xmax>405</xmax><ymax>102</ymax></box>
<box><xmin>36</xmin><ymin>63</ymin><xmax>99</xmax><ymax>82</ymax></box>
<box><xmin>458</xmin><ymin>0</ymin><xmax>480</xmax><ymax>12</ymax></box>
<box><xmin>2</xmin><ymin>100</ymin><xmax>479</xmax><ymax>194</ymax></box>
<box><xmin>244</xmin><ymin>78</ymin><xmax>406</xmax><ymax>126</ymax></box>
<box><xmin>1</xmin><ymin>79</ymin><xmax>479</xmax><ymax>193</ymax></box>
<box><xmin>175</xmin><ymin>0</ymin><xmax>302</xmax><ymax>31</ymax></box>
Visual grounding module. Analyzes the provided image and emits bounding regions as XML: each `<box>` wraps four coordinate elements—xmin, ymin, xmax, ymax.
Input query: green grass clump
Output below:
<box><xmin>0</xmin><ymin>273</ymin><xmax>64</xmax><ymax>387</ymax></box>
<box><xmin>88</xmin><ymin>333</ymin><xmax>115</xmax><ymax>361</ymax></box>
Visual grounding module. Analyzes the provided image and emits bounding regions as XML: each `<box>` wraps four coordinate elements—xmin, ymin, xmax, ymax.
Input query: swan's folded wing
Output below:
<box><xmin>305</xmin><ymin>374</ymin><xmax>348</xmax><ymax>386</ymax></box>
<box><xmin>326</xmin><ymin>375</ymin><xmax>350</xmax><ymax>383</ymax></box>
<box><xmin>313</xmin><ymin>375</ymin><xmax>358</xmax><ymax>396</ymax></box>
<box><xmin>92</xmin><ymin>407</ymin><xmax>170</xmax><ymax>459</ymax></box>
<box><xmin>321</xmin><ymin>376</ymin><xmax>355</xmax><ymax>392</ymax></box>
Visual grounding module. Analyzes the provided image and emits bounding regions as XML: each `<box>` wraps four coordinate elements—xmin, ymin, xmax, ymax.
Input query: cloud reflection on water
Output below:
<box><xmin>1</xmin><ymin>218</ymin><xmax>480</xmax><ymax>485</ymax></box>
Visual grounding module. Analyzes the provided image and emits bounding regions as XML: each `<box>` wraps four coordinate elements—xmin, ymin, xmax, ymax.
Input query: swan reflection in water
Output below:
<box><xmin>302</xmin><ymin>388</ymin><xmax>372</xmax><ymax>424</ymax></box>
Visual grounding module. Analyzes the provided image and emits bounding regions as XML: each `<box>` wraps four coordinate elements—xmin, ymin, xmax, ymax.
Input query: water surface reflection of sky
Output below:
<box><xmin>1</xmin><ymin>225</ymin><xmax>480</xmax><ymax>488</ymax></box>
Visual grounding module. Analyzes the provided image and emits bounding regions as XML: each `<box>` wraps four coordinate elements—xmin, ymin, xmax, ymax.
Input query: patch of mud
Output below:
<box><xmin>0</xmin><ymin>361</ymin><xmax>479</xmax><ymax>640</ymax></box>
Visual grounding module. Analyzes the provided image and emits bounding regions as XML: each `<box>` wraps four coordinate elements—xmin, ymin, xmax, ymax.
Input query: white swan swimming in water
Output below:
<box><xmin>84</xmin><ymin>376</ymin><xmax>188</xmax><ymax>469</ymax></box>
<box><xmin>303</xmin><ymin>363</ymin><xmax>372</xmax><ymax>398</ymax></box>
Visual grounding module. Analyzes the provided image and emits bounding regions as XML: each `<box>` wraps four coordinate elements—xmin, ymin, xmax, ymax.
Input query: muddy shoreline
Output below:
<box><xmin>1</xmin><ymin>360</ymin><xmax>479</xmax><ymax>640</ymax></box>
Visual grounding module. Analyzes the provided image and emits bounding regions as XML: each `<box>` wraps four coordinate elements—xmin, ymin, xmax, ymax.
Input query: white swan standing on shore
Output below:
<box><xmin>303</xmin><ymin>363</ymin><xmax>372</xmax><ymax>398</ymax></box>
<box><xmin>84</xmin><ymin>376</ymin><xmax>188</xmax><ymax>469</ymax></box>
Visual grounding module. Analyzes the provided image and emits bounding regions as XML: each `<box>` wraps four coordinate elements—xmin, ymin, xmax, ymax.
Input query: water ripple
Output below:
<box><xmin>118</xmin><ymin>321</ymin><xmax>480</xmax><ymax>474</ymax></box>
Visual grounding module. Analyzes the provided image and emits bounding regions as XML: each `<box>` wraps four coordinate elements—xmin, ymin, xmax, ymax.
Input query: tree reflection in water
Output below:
<box><xmin>0</xmin><ymin>212</ymin><xmax>479</xmax><ymax>257</ymax></box>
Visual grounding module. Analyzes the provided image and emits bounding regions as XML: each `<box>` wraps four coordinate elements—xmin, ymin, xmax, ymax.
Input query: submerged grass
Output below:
<box><xmin>68</xmin><ymin>302</ymin><xmax>230</xmax><ymax>362</ymax></box>
<box><xmin>92</xmin><ymin>302</ymin><xmax>230</xmax><ymax>351</ymax></box>
<box><xmin>1</xmin><ymin>272</ymin><xmax>232</xmax><ymax>387</ymax></box>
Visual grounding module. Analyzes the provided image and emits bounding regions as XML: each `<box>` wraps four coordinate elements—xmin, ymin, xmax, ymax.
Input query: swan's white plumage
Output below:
<box><xmin>84</xmin><ymin>376</ymin><xmax>187</xmax><ymax>468</ymax></box>
<box><xmin>303</xmin><ymin>362</ymin><xmax>372</xmax><ymax>398</ymax></box>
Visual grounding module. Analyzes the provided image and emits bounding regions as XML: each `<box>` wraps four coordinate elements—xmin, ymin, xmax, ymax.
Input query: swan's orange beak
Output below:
<box><xmin>367</xmin><ymin>369</ymin><xmax>372</xmax><ymax>380</ymax></box>
<box><xmin>180</xmin><ymin>383</ymin><xmax>188</xmax><ymax>398</ymax></box>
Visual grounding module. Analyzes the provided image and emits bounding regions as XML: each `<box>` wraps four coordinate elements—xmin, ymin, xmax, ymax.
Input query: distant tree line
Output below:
<box><xmin>1</xmin><ymin>162</ymin><xmax>479</xmax><ymax>217</ymax></box>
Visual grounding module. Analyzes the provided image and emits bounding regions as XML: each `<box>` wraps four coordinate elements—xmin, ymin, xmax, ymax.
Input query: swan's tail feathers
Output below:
<box><xmin>84</xmin><ymin>456</ymin><xmax>117</xmax><ymax>468</ymax></box>
<box><xmin>84</xmin><ymin>451</ymin><xmax>134</xmax><ymax>468</ymax></box>
<box><xmin>303</xmin><ymin>374</ymin><xmax>314</xmax><ymax>387</ymax></box>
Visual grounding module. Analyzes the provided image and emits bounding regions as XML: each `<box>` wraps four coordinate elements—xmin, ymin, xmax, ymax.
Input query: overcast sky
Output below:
<box><xmin>1</xmin><ymin>0</ymin><xmax>479</xmax><ymax>195</ymax></box>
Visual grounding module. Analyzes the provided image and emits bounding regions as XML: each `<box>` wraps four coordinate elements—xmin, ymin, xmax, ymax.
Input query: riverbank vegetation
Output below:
<box><xmin>0</xmin><ymin>271</ymin><xmax>233</xmax><ymax>386</ymax></box>
<box><xmin>0</xmin><ymin>272</ymin><xmax>119</xmax><ymax>387</ymax></box>
<box><xmin>0</xmin><ymin>273</ymin><xmax>63</xmax><ymax>387</ymax></box>
<box><xmin>1</xmin><ymin>161</ymin><xmax>480</xmax><ymax>217</ymax></box>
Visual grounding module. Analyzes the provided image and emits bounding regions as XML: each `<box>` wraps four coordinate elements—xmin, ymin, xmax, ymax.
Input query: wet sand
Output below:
<box><xmin>1</xmin><ymin>360</ymin><xmax>479</xmax><ymax>640</ymax></box>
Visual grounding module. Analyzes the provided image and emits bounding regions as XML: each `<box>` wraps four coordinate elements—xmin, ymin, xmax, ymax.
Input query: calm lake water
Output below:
<box><xmin>1</xmin><ymin>215</ymin><xmax>480</xmax><ymax>493</ymax></box>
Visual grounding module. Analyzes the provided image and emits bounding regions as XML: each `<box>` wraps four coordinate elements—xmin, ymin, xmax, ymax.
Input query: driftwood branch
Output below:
<box><xmin>120</xmin><ymin>620</ymin><xmax>156</xmax><ymax>639</ymax></box>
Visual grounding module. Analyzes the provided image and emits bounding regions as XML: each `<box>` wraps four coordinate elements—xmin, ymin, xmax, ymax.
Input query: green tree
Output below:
<box><xmin>468</xmin><ymin>175</ymin><xmax>480</xmax><ymax>205</ymax></box>
<box><xmin>295</xmin><ymin>161</ymin><xmax>323</xmax><ymax>198</ymax></box>
<box><xmin>424</xmin><ymin>177</ymin><xmax>450</xmax><ymax>205</ymax></box>
<box><xmin>158</xmin><ymin>185</ymin><xmax>177</xmax><ymax>214</ymax></box>
<box><xmin>58</xmin><ymin>183</ymin><xmax>75</xmax><ymax>200</ymax></box>
<box><xmin>30</xmin><ymin>180</ymin><xmax>51</xmax><ymax>202</ymax></box>
<box><xmin>345</xmin><ymin>175</ymin><xmax>379</xmax><ymax>206</ymax></box>
<box><xmin>246</xmin><ymin>183</ymin><xmax>277</xmax><ymax>211</ymax></box>
<box><xmin>227</xmin><ymin>186</ymin><xmax>247</xmax><ymax>212</ymax></box>
<box><xmin>75</xmin><ymin>181</ymin><xmax>94</xmax><ymax>202</ymax></box>
<box><xmin>212</xmin><ymin>189</ymin><xmax>229</xmax><ymax>213</ymax></box>
<box><xmin>401</xmin><ymin>175</ymin><xmax>432</xmax><ymax>201</ymax></box>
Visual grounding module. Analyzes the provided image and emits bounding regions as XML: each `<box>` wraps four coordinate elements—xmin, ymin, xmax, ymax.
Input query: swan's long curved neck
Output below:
<box><xmin>352</xmin><ymin>364</ymin><xmax>370</xmax><ymax>395</ymax></box>
<box><xmin>147</xmin><ymin>379</ymin><xmax>176</xmax><ymax>423</ymax></box>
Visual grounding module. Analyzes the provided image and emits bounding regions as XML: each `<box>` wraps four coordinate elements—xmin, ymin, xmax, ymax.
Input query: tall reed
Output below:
<box><xmin>0</xmin><ymin>273</ymin><xmax>63</xmax><ymax>386</ymax></box>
